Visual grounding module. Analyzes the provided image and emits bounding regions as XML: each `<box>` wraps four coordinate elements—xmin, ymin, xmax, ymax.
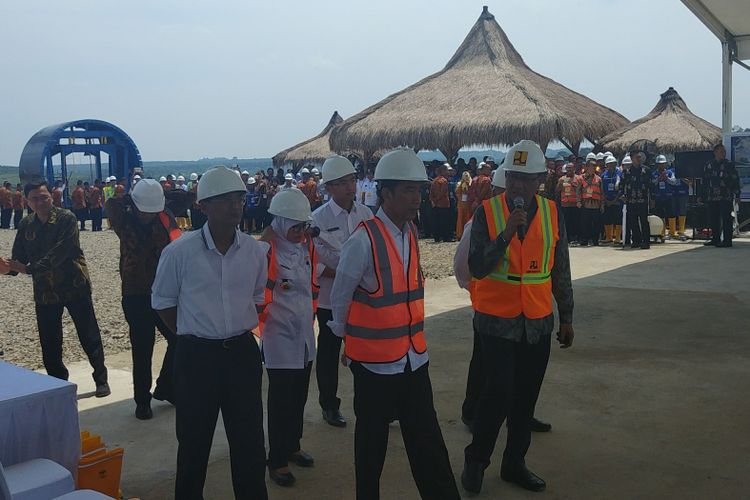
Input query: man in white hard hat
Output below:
<box><xmin>330</xmin><ymin>148</ymin><xmax>460</xmax><ymax>499</ymax></box>
<box><xmin>360</xmin><ymin>167</ymin><xmax>378</xmax><ymax>211</ymax></box>
<box><xmin>298</xmin><ymin>167</ymin><xmax>320</xmax><ymax>209</ymax></box>
<box><xmin>311</xmin><ymin>155</ymin><xmax>373</xmax><ymax>429</ymax></box>
<box><xmin>152</xmin><ymin>165</ymin><xmax>269</xmax><ymax>499</ymax></box>
<box><xmin>462</xmin><ymin>140</ymin><xmax>574</xmax><ymax>495</ymax></box>
<box><xmin>601</xmin><ymin>156</ymin><xmax>623</xmax><ymax>244</ymax></box>
<box><xmin>651</xmin><ymin>155</ymin><xmax>677</xmax><ymax>239</ymax></box>
<box><xmin>282</xmin><ymin>173</ymin><xmax>296</xmax><ymax>190</ymax></box>
<box><xmin>107</xmin><ymin>179</ymin><xmax>194</xmax><ymax>419</ymax></box>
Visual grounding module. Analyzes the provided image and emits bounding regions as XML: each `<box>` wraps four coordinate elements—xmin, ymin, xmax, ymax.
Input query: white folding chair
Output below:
<box><xmin>0</xmin><ymin>459</ymin><xmax>74</xmax><ymax>500</ymax></box>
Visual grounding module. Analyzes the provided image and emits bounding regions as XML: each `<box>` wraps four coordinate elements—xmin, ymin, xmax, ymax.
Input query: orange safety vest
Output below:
<box><xmin>158</xmin><ymin>211</ymin><xmax>182</xmax><ymax>242</ymax></box>
<box><xmin>560</xmin><ymin>177</ymin><xmax>577</xmax><ymax>204</ymax></box>
<box><xmin>258</xmin><ymin>238</ymin><xmax>319</xmax><ymax>335</ymax></box>
<box><xmin>473</xmin><ymin>193</ymin><xmax>559</xmax><ymax>319</ymax></box>
<box><xmin>345</xmin><ymin>217</ymin><xmax>426</xmax><ymax>363</ymax></box>
<box><xmin>580</xmin><ymin>175</ymin><xmax>602</xmax><ymax>201</ymax></box>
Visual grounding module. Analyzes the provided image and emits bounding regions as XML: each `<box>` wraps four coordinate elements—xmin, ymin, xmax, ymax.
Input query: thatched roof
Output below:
<box><xmin>330</xmin><ymin>6</ymin><xmax>627</xmax><ymax>156</ymax></box>
<box><xmin>599</xmin><ymin>87</ymin><xmax>722</xmax><ymax>155</ymax></box>
<box><xmin>272</xmin><ymin>111</ymin><xmax>344</xmax><ymax>167</ymax></box>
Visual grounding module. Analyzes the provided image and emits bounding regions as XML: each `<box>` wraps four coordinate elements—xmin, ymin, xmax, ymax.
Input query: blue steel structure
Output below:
<box><xmin>18</xmin><ymin>119</ymin><xmax>142</xmax><ymax>186</ymax></box>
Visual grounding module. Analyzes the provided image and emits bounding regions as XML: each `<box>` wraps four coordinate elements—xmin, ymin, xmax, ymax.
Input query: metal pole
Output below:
<box><xmin>722</xmin><ymin>41</ymin><xmax>733</xmax><ymax>136</ymax></box>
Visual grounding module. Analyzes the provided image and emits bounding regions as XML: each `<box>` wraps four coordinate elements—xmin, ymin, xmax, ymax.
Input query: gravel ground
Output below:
<box><xmin>0</xmin><ymin>226</ymin><xmax>459</xmax><ymax>370</ymax></box>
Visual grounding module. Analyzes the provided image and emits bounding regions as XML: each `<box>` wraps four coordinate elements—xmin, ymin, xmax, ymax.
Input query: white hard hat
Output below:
<box><xmin>374</xmin><ymin>148</ymin><xmax>428</xmax><ymax>182</ymax></box>
<box><xmin>197</xmin><ymin>165</ymin><xmax>248</xmax><ymax>202</ymax></box>
<box><xmin>268</xmin><ymin>187</ymin><xmax>312</xmax><ymax>222</ymax></box>
<box><xmin>133</xmin><ymin>174</ymin><xmax>142</xmax><ymax>180</ymax></box>
<box><xmin>241</xmin><ymin>170</ymin><xmax>250</xmax><ymax>176</ymax></box>
<box><xmin>491</xmin><ymin>167</ymin><xmax>506</xmax><ymax>188</ymax></box>
<box><xmin>189</xmin><ymin>173</ymin><xmax>198</xmax><ymax>181</ymax></box>
<box><xmin>130</xmin><ymin>179</ymin><xmax>165</xmax><ymax>213</ymax></box>
<box><xmin>656</xmin><ymin>155</ymin><xmax>668</xmax><ymax>164</ymax></box>
<box><xmin>311</xmin><ymin>168</ymin><xmax>320</xmax><ymax>174</ymax></box>
<box><xmin>486</xmin><ymin>156</ymin><xmax>496</xmax><ymax>163</ymax></box>
<box><xmin>622</xmin><ymin>156</ymin><xmax>633</xmax><ymax>165</ymax></box>
<box><xmin>321</xmin><ymin>155</ymin><xmax>356</xmax><ymax>184</ymax></box>
<box><xmin>604</xmin><ymin>151</ymin><xmax>613</xmax><ymax>157</ymax></box>
<box><xmin>284</xmin><ymin>173</ymin><xmax>294</xmax><ymax>181</ymax></box>
<box><xmin>159</xmin><ymin>176</ymin><xmax>167</xmax><ymax>182</ymax></box>
<box><xmin>502</xmin><ymin>140</ymin><xmax>547</xmax><ymax>174</ymax></box>
<box><xmin>605</xmin><ymin>156</ymin><xmax>617</xmax><ymax>165</ymax></box>
<box><xmin>247</xmin><ymin>177</ymin><xmax>256</xmax><ymax>185</ymax></box>
<box><xmin>586</xmin><ymin>152</ymin><xmax>597</xmax><ymax>161</ymax></box>
<box><xmin>595</xmin><ymin>152</ymin><xmax>605</xmax><ymax>160</ymax></box>
<box><xmin>300</xmin><ymin>167</ymin><xmax>310</xmax><ymax>174</ymax></box>
<box><xmin>478</xmin><ymin>162</ymin><xmax>488</xmax><ymax>168</ymax></box>
<box><xmin>177</xmin><ymin>175</ymin><xmax>185</xmax><ymax>181</ymax></box>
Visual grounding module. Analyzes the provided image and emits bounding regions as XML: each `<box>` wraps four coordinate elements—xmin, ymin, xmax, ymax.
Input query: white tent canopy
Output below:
<box><xmin>681</xmin><ymin>0</ymin><xmax>750</xmax><ymax>134</ymax></box>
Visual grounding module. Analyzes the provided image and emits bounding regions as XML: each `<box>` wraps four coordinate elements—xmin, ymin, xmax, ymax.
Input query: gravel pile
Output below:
<box><xmin>0</xmin><ymin>228</ymin><xmax>458</xmax><ymax>370</ymax></box>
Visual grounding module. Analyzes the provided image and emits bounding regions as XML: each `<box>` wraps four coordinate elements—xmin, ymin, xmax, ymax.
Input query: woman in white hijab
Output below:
<box><xmin>259</xmin><ymin>188</ymin><xmax>319</xmax><ymax>488</ymax></box>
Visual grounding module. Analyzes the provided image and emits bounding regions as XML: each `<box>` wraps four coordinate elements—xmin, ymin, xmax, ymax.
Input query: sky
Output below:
<box><xmin>1</xmin><ymin>0</ymin><xmax>749</xmax><ymax>165</ymax></box>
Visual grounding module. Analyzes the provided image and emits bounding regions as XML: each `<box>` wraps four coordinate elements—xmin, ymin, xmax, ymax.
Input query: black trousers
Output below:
<box><xmin>174</xmin><ymin>333</ymin><xmax>267</xmax><ymax>500</ymax></box>
<box><xmin>462</xmin><ymin>320</ymin><xmax>484</xmax><ymax>422</ymax></box>
<box><xmin>708</xmin><ymin>200</ymin><xmax>734</xmax><ymax>244</ymax></box>
<box><xmin>0</xmin><ymin>208</ymin><xmax>12</xmax><ymax>229</ymax></box>
<box><xmin>90</xmin><ymin>208</ymin><xmax>103</xmax><ymax>231</ymax></box>
<box><xmin>626</xmin><ymin>203</ymin><xmax>650</xmax><ymax>246</ymax></box>
<box><xmin>603</xmin><ymin>203</ymin><xmax>623</xmax><ymax>226</ymax></box>
<box><xmin>267</xmin><ymin>362</ymin><xmax>312</xmax><ymax>469</ymax></box>
<box><xmin>121</xmin><ymin>295</ymin><xmax>176</xmax><ymax>406</ymax></box>
<box><xmin>34</xmin><ymin>294</ymin><xmax>108</xmax><ymax>385</ymax></box>
<box><xmin>74</xmin><ymin>208</ymin><xmax>88</xmax><ymax>230</ymax></box>
<box><xmin>350</xmin><ymin>361</ymin><xmax>460</xmax><ymax>500</ymax></box>
<box><xmin>254</xmin><ymin>207</ymin><xmax>268</xmax><ymax>232</ymax></box>
<box><xmin>561</xmin><ymin>206</ymin><xmax>579</xmax><ymax>243</ymax></box>
<box><xmin>13</xmin><ymin>209</ymin><xmax>24</xmax><ymax>229</ymax></box>
<box><xmin>465</xmin><ymin>332</ymin><xmax>551</xmax><ymax>469</ymax></box>
<box><xmin>316</xmin><ymin>308</ymin><xmax>342</xmax><ymax>411</ymax></box>
<box><xmin>654</xmin><ymin>198</ymin><xmax>672</xmax><ymax>220</ymax></box>
<box><xmin>579</xmin><ymin>207</ymin><xmax>602</xmax><ymax>245</ymax></box>
<box><xmin>433</xmin><ymin>207</ymin><xmax>453</xmax><ymax>242</ymax></box>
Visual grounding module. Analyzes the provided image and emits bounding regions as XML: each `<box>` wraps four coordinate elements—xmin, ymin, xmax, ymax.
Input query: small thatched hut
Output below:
<box><xmin>330</xmin><ymin>6</ymin><xmax>628</xmax><ymax>162</ymax></box>
<box><xmin>599</xmin><ymin>87</ymin><xmax>722</xmax><ymax>155</ymax></box>
<box><xmin>272</xmin><ymin>111</ymin><xmax>344</xmax><ymax>167</ymax></box>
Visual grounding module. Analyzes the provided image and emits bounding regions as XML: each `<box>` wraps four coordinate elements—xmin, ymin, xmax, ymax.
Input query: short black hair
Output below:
<box><xmin>24</xmin><ymin>180</ymin><xmax>49</xmax><ymax>198</ymax></box>
<box><xmin>3</xmin><ymin>182</ymin><xmax>10</xmax><ymax>188</ymax></box>
<box><xmin>76</xmin><ymin>180</ymin><xmax>83</xmax><ymax>185</ymax></box>
<box><xmin>376</xmin><ymin>179</ymin><xmax>400</xmax><ymax>202</ymax></box>
<box><xmin>713</xmin><ymin>143</ymin><xmax>725</xmax><ymax>151</ymax></box>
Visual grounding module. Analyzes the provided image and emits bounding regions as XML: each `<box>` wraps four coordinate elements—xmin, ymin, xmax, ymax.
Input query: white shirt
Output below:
<box><xmin>311</xmin><ymin>199</ymin><xmax>374</xmax><ymax>309</ymax></box>
<box><xmin>151</xmin><ymin>224</ymin><xmax>268</xmax><ymax>339</ymax></box>
<box><xmin>330</xmin><ymin>208</ymin><xmax>429</xmax><ymax>375</ymax></box>
<box><xmin>453</xmin><ymin>220</ymin><xmax>473</xmax><ymax>290</ymax></box>
<box><xmin>361</xmin><ymin>178</ymin><xmax>378</xmax><ymax>207</ymax></box>
<box><xmin>259</xmin><ymin>238</ymin><xmax>316</xmax><ymax>369</ymax></box>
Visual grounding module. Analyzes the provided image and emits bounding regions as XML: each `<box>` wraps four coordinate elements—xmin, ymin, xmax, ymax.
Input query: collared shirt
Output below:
<box><xmin>11</xmin><ymin>190</ymin><xmax>25</xmax><ymax>210</ymax></box>
<box><xmin>620</xmin><ymin>166</ymin><xmax>651</xmax><ymax>204</ymax></box>
<box><xmin>361</xmin><ymin>178</ymin><xmax>378</xmax><ymax>207</ymax></box>
<box><xmin>11</xmin><ymin>207</ymin><xmax>92</xmax><ymax>304</ymax></box>
<box><xmin>299</xmin><ymin>179</ymin><xmax>320</xmax><ymax>206</ymax></box>
<box><xmin>259</xmin><ymin>237</ymin><xmax>316</xmax><ymax>369</ymax></box>
<box><xmin>703</xmin><ymin>159</ymin><xmax>740</xmax><ymax>202</ymax></box>
<box><xmin>0</xmin><ymin>187</ymin><xmax>11</xmax><ymax>209</ymax></box>
<box><xmin>468</xmin><ymin>196</ymin><xmax>574</xmax><ymax>344</ymax></box>
<box><xmin>151</xmin><ymin>224</ymin><xmax>267</xmax><ymax>339</ymax></box>
<box><xmin>601</xmin><ymin>169</ymin><xmax>622</xmax><ymax>202</ymax></box>
<box><xmin>453</xmin><ymin>219</ymin><xmax>473</xmax><ymax>290</ymax></box>
<box><xmin>330</xmin><ymin>208</ymin><xmax>429</xmax><ymax>375</ymax></box>
<box><xmin>88</xmin><ymin>187</ymin><xmax>103</xmax><ymax>209</ymax></box>
<box><xmin>311</xmin><ymin>199</ymin><xmax>373</xmax><ymax>309</ymax></box>
<box><xmin>652</xmin><ymin>168</ymin><xmax>678</xmax><ymax>199</ymax></box>
<box><xmin>429</xmin><ymin>176</ymin><xmax>450</xmax><ymax>208</ymax></box>
<box><xmin>71</xmin><ymin>187</ymin><xmax>87</xmax><ymax>209</ymax></box>
<box><xmin>468</xmin><ymin>174</ymin><xmax>492</xmax><ymax>208</ymax></box>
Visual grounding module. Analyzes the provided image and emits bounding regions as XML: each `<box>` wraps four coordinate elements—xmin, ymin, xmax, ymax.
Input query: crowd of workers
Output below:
<box><xmin>0</xmin><ymin>138</ymin><xmax>740</xmax><ymax>499</ymax></box>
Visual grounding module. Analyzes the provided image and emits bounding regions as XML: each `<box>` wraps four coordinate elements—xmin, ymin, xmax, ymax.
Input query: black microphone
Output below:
<box><xmin>513</xmin><ymin>196</ymin><xmax>526</xmax><ymax>240</ymax></box>
<box><xmin>307</xmin><ymin>226</ymin><xmax>321</xmax><ymax>238</ymax></box>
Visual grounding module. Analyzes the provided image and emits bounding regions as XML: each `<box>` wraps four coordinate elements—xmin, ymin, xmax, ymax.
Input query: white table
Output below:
<box><xmin>0</xmin><ymin>361</ymin><xmax>80</xmax><ymax>476</ymax></box>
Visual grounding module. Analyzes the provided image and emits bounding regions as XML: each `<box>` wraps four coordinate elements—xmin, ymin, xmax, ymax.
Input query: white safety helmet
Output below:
<box><xmin>622</xmin><ymin>156</ymin><xmax>633</xmax><ymax>165</ymax></box>
<box><xmin>189</xmin><ymin>173</ymin><xmax>198</xmax><ymax>181</ymax></box>
<box><xmin>130</xmin><ymin>179</ymin><xmax>165</xmax><ymax>213</ymax></box>
<box><xmin>284</xmin><ymin>173</ymin><xmax>294</xmax><ymax>181</ymax></box>
<box><xmin>311</xmin><ymin>167</ymin><xmax>320</xmax><ymax>174</ymax></box>
<box><xmin>491</xmin><ymin>167</ymin><xmax>506</xmax><ymax>188</ymax></box>
<box><xmin>197</xmin><ymin>165</ymin><xmax>248</xmax><ymax>202</ymax></box>
<box><xmin>321</xmin><ymin>155</ymin><xmax>356</xmax><ymax>184</ymax></box>
<box><xmin>374</xmin><ymin>148</ymin><xmax>428</xmax><ymax>182</ymax></box>
<box><xmin>585</xmin><ymin>152</ymin><xmax>597</xmax><ymax>161</ymax></box>
<box><xmin>300</xmin><ymin>167</ymin><xmax>311</xmax><ymax>175</ymax></box>
<box><xmin>595</xmin><ymin>152</ymin><xmax>605</xmax><ymax>161</ymax></box>
<box><xmin>247</xmin><ymin>177</ymin><xmax>256</xmax><ymax>185</ymax></box>
<box><xmin>656</xmin><ymin>155</ymin><xmax>668</xmax><ymax>164</ymax></box>
<box><xmin>268</xmin><ymin>187</ymin><xmax>312</xmax><ymax>222</ymax></box>
<box><xmin>605</xmin><ymin>156</ymin><xmax>618</xmax><ymax>165</ymax></box>
<box><xmin>176</xmin><ymin>175</ymin><xmax>185</xmax><ymax>182</ymax></box>
<box><xmin>502</xmin><ymin>140</ymin><xmax>547</xmax><ymax>174</ymax></box>
<box><xmin>604</xmin><ymin>151</ymin><xmax>613</xmax><ymax>158</ymax></box>
<box><xmin>159</xmin><ymin>176</ymin><xmax>167</xmax><ymax>182</ymax></box>
<box><xmin>241</xmin><ymin>170</ymin><xmax>250</xmax><ymax>176</ymax></box>
<box><xmin>485</xmin><ymin>156</ymin><xmax>496</xmax><ymax>163</ymax></box>
<box><xmin>133</xmin><ymin>174</ymin><xmax>142</xmax><ymax>180</ymax></box>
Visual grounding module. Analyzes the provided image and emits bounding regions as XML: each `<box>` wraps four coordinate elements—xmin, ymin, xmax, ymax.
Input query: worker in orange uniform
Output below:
<box><xmin>468</xmin><ymin>162</ymin><xmax>493</xmax><ymax>212</ymax></box>
<box><xmin>12</xmin><ymin>184</ymin><xmax>25</xmax><ymax>229</ymax></box>
<box><xmin>462</xmin><ymin>140</ymin><xmax>574</xmax><ymax>495</ymax></box>
<box><xmin>556</xmin><ymin>163</ymin><xmax>580</xmax><ymax>245</ymax></box>
<box><xmin>51</xmin><ymin>181</ymin><xmax>64</xmax><ymax>208</ymax></box>
<box><xmin>455</xmin><ymin>171</ymin><xmax>473</xmax><ymax>239</ymax></box>
<box><xmin>577</xmin><ymin>158</ymin><xmax>604</xmax><ymax>246</ymax></box>
<box><xmin>0</xmin><ymin>182</ymin><xmax>12</xmax><ymax>229</ymax></box>
<box><xmin>71</xmin><ymin>180</ymin><xmax>88</xmax><ymax>231</ymax></box>
<box><xmin>298</xmin><ymin>167</ymin><xmax>320</xmax><ymax>209</ymax></box>
<box><xmin>429</xmin><ymin>163</ymin><xmax>453</xmax><ymax>242</ymax></box>
<box><xmin>330</xmin><ymin>148</ymin><xmax>460</xmax><ymax>500</ymax></box>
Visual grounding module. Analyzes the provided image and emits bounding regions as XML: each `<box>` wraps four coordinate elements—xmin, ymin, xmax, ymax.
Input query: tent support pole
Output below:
<box><xmin>722</xmin><ymin>40</ymin><xmax>733</xmax><ymax>136</ymax></box>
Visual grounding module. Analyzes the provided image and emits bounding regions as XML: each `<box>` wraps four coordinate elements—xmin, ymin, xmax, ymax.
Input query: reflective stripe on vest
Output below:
<box><xmin>561</xmin><ymin>178</ymin><xmax>577</xmax><ymax>204</ymax></box>
<box><xmin>345</xmin><ymin>217</ymin><xmax>426</xmax><ymax>363</ymax></box>
<box><xmin>258</xmin><ymin>238</ymin><xmax>319</xmax><ymax>336</ymax></box>
<box><xmin>158</xmin><ymin>211</ymin><xmax>182</xmax><ymax>242</ymax></box>
<box><xmin>580</xmin><ymin>176</ymin><xmax>602</xmax><ymax>201</ymax></box>
<box><xmin>473</xmin><ymin>193</ymin><xmax>559</xmax><ymax>319</ymax></box>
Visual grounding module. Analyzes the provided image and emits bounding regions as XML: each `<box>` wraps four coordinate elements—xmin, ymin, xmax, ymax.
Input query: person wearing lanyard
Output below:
<box><xmin>151</xmin><ymin>166</ymin><xmax>269</xmax><ymax>500</ymax></box>
<box><xmin>312</xmin><ymin>155</ymin><xmax>373</xmax><ymax>428</ymax></box>
<box><xmin>651</xmin><ymin>155</ymin><xmax>676</xmax><ymax>240</ymax></box>
<box><xmin>461</xmin><ymin>141</ymin><xmax>574</xmax><ymax>495</ymax></box>
<box><xmin>361</xmin><ymin>169</ymin><xmax>379</xmax><ymax>211</ymax></box>
<box><xmin>601</xmin><ymin>156</ymin><xmax>623</xmax><ymax>245</ymax></box>
<box><xmin>258</xmin><ymin>188</ymin><xmax>319</xmax><ymax>487</ymax></box>
<box><xmin>330</xmin><ymin>148</ymin><xmax>460</xmax><ymax>500</ymax></box>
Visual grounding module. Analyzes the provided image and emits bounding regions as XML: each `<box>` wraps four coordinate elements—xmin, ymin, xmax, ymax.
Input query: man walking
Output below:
<box><xmin>702</xmin><ymin>143</ymin><xmax>740</xmax><ymax>247</ymax></box>
<box><xmin>0</xmin><ymin>181</ymin><xmax>110</xmax><ymax>397</ymax></box>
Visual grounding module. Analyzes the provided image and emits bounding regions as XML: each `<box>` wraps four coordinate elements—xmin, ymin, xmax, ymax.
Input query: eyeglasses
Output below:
<box><xmin>290</xmin><ymin>222</ymin><xmax>311</xmax><ymax>233</ymax></box>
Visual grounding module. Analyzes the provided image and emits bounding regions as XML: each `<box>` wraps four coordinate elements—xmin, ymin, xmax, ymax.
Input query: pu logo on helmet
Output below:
<box><xmin>513</xmin><ymin>151</ymin><xmax>528</xmax><ymax>166</ymax></box>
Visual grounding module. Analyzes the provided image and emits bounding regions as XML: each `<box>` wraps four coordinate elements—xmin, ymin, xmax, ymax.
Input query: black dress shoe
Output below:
<box><xmin>640</xmin><ymin>244</ymin><xmax>650</xmax><ymax>250</ymax></box>
<box><xmin>95</xmin><ymin>383</ymin><xmax>111</xmax><ymax>398</ymax></box>
<box><xmin>269</xmin><ymin>467</ymin><xmax>295</xmax><ymax>487</ymax></box>
<box><xmin>703</xmin><ymin>240</ymin><xmax>717</xmax><ymax>246</ymax></box>
<box><xmin>461</xmin><ymin>460</ymin><xmax>484</xmax><ymax>495</ymax></box>
<box><xmin>501</xmin><ymin>464</ymin><xmax>546</xmax><ymax>492</ymax></box>
<box><xmin>288</xmin><ymin>450</ymin><xmax>314</xmax><ymax>467</ymax></box>
<box><xmin>717</xmin><ymin>242</ymin><xmax>733</xmax><ymax>247</ymax></box>
<box><xmin>135</xmin><ymin>403</ymin><xmax>153</xmax><ymax>420</ymax></box>
<box><xmin>530</xmin><ymin>417</ymin><xmax>552</xmax><ymax>433</ymax></box>
<box><xmin>322</xmin><ymin>409</ymin><xmax>346</xmax><ymax>428</ymax></box>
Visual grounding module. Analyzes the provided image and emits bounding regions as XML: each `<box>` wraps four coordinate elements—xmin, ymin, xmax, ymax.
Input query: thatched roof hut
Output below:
<box><xmin>599</xmin><ymin>87</ymin><xmax>722</xmax><ymax>155</ymax></box>
<box><xmin>330</xmin><ymin>6</ymin><xmax>628</xmax><ymax>161</ymax></box>
<box><xmin>272</xmin><ymin>111</ymin><xmax>344</xmax><ymax>167</ymax></box>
